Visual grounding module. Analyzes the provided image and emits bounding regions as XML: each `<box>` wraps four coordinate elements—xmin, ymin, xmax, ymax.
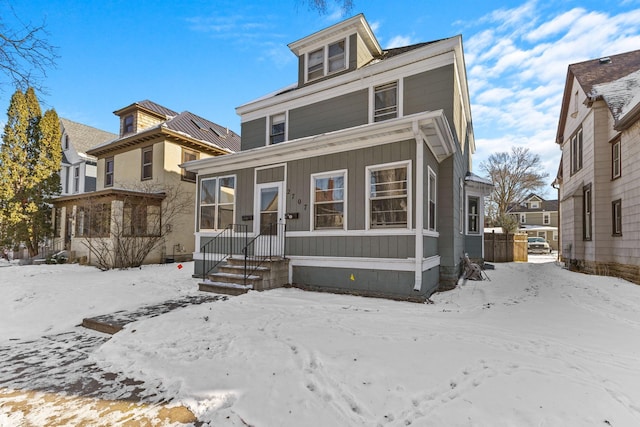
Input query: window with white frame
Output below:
<box><xmin>373</xmin><ymin>82</ymin><xmax>398</xmax><ymax>122</ymax></box>
<box><xmin>312</xmin><ymin>171</ymin><xmax>346</xmax><ymax>230</ymax></box>
<box><xmin>200</xmin><ymin>176</ymin><xmax>236</xmax><ymax>230</ymax></box>
<box><xmin>306</xmin><ymin>39</ymin><xmax>347</xmax><ymax>82</ymax></box>
<box><xmin>553</xmin><ymin>230</ymin><xmax>558</xmax><ymax>241</ymax></box>
<box><xmin>530</xmin><ymin>201</ymin><xmax>539</xmax><ymax>209</ymax></box>
<box><xmin>270</xmin><ymin>113</ymin><xmax>286</xmax><ymax>145</ymax></box>
<box><xmin>459</xmin><ymin>179</ymin><xmax>463</xmax><ymax>233</ymax></box>
<box><xmin>73</xmin><ymin>166</ymin><xmax>80</xmax><ymax>193</ymax></box>
<box><xmin>543</xmin><ymin>212</ymin><xmax>550</xmax><ymax>225</ymax></box>
<box><xmin>427</xmin><ymin>168</ymin><xmax>436</xmax><ymax>230</ymax></box>
<box><xmin>583</xmin><ymin>183</ymin><xmax>592</xmax><ymax>240</ymax></box>
<box><xmin>612</xmin><ymin>138</ymin><xmax>621</xmax><ymax>179</ymax></box>
<box><xmin>520</xmin><ymin>213</ymin><xmax>526</xmax><ymax>224</ymax></box>
<box><xmin>571</xmin><ymin>128</ymin><xmax>583</xmax><ymax>174</ymax></box>
<box><xmin>467</xmin><ymin>196</ymin><xmax>480</xmax><ymax>234</ymax></box>
<box><xmin>368</xmin><ymin>163</ymin><xmax>409</xmax><ymax>228</ymax></box>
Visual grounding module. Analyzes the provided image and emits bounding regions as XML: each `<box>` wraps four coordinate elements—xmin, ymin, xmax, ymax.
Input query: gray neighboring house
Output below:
<box><xmin>507</xmin><ymin>193</ymin><xmax>559</xmax><ymax>251</ymax></box>
<box><xmin>59</xmin><ymin>118</ymin><xmax>117</xmax><ymax>195</ymax></box>
<box><xmin>183</xmin><ymin>14</ymin><xmax>492</xmax><ymax>300</ymax></box>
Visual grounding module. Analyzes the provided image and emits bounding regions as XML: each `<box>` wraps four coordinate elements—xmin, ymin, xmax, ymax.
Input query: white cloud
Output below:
<box><xmin>464</xmin><ymin>3</ymin><xmax>640</xmax><ymax>187</ymax></box>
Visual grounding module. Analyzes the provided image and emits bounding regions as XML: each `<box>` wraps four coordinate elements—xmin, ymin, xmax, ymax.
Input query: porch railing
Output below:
<box><xmin>241</xmin><ymin>222</ymin><xmax>286</xmax><ymax>286</ymax></box>
<box><xmin>200</xmin><ymin>224</ymin><xmax>248</xmax><ymax>280</ymax></box>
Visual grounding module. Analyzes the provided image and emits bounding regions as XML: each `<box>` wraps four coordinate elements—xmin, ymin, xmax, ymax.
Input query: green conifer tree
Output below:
<box><xmin>0</xmin><ymin>87</ymin><xmax>61</xmax><ymax>256</ymax></box>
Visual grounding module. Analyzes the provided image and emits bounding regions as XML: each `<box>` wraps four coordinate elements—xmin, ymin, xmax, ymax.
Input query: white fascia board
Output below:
<box><xmin>185</xmin><ymin>111</ymin><xmax>452</xmax><ymax>175</ymax></box>
<box><xmin>236</xmin><ymin>37</ymin><xmax>460</xmax><ymax>120</ymax></box>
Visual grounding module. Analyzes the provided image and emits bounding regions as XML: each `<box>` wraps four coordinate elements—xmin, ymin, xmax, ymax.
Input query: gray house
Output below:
<box><xmin>183</xmin><ymin>14</ymin><xmax>492</xmax><ymax>300</ymax></box>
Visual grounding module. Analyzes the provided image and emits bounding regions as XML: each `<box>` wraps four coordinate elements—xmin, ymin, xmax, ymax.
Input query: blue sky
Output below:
<box><xmin>2</xmin><ymin>0</ymin><xmax>640</xmax><ymax>194</ymax></box>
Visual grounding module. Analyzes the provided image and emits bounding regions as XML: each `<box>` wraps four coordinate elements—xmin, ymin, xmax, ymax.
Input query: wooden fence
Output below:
<box><xmin>484</xmin><ymin>232</ymin><xmax>528</xmax><ymax>262</ymax></box>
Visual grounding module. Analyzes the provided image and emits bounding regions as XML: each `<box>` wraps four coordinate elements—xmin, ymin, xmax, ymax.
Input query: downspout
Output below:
<box><xmin>413</xmin><ymin>122</ymin><xmax>424</xmax><ymax>291</ymax></box>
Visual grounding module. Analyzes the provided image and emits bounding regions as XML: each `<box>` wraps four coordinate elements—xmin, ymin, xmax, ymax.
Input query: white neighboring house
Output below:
<box><xmin>59</xmin><ymin>118</ymin><xmax>117</xmax><ymax>195</ymax></box>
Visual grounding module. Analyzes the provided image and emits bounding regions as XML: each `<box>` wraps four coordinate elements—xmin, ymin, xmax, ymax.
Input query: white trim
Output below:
<box><xmin>310</xmin><ymin>169</ymin><xmax>348</xmax><ymax>231</ymax></box>
<box><xmin>369</xmin><ymin>79</ymin><xmax>403</xmax><ymax>123</ymax></box>
<box><xmin>238</xmin><ymin>49</ymin><xmax>456</xmax><ymax>121</ymax></box>
<box><xmin>286</xmin><ymin>255</ymin><xmax>441</xmax><ymax>273</ymax></box>
<box><xmin>304</xmin><ymin>37</ymin><xmax>350</xmax><ymax>84</ymax></box>
<box><xmin>465</xmin><ymin>194</ymin><xmax>481</xmax><ymax>235</ymax></box>
<box><xmin>414</xmin><ymin>133</ymin><xmax>424</xmax><ymax>291</ymax></box>
<box><xmin>427</xmin><ymin>165</ymin><xmax>437</xmax><ymax>231</ymax></box>
<box><xmin>266</xmin><ymin>112</ymin><xmax>288</xmax><ymax>145</ymax></box>
<box><xmin>286</xmin><ymin>229</ymin><xmax>439</xmax><ymax>238</ymax></box>
<box><xmin>254</xmin><ymin>181</ymin><xmax>285</xmax><ymax>233</ymax></box>
<box><xmin>198</xmin><ymin>174</ymin><xmax>237</xmax><ymax>232</ymax></box>
<box><xmin>365</xmin><ymin>160</ymin><xmax>412</xmax><ymax>231</ymax></box>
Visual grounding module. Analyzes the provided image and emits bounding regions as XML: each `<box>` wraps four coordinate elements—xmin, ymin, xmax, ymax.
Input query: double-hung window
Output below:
<box><xmin>105</xmin><ymin>157</ymin><xmax>114</xmax><ymax>187</ymax></box>
<box><xmin>141</xmin><ymin>146</ymin><xmax>153</xmax><ymax>180</ymax></box>
<box><xmin>368</xmin><ymin>162</ymin><xmax>409</xmax><ymax>229</ymax></box>
<box><xmin>571</xmin><ymin>128</ymin><xmax>583</xmax><ymax>174</ymax></box>
<box><xmin>467</xmin><ymin>196</ymin><xmax>480</xmax><ymax>234</ymax></box>
<box><xmin>123</xmin><ymin>114</ymin><xmax>134</xmax><ymax>134</ymax></box>
<box><xmin>427</xmin><ymin>168</ymin><xmax>436</xmax><ymax>230</ymax></box>
<box><xmin>612</xmin><ymin>139</ymin><xmax>621</xmax><ymax>179</ymax></box>
<box><xmin>583</xmin><ymin>184</ymin><xmax>592</xmax><ymax>240</ymax></box>
<box><xmin>73</xmin><ymin>166</ymin><xmax>80</xmax><ymax>193</ymax></box>
<box><xmin>374</xmin><ymin>82</ymin><xmax>398</xmax><ymax>122</ymax></box>
<box><xmin>312</xmin><ymin>171</ymin><xmax>346</xmax><ymax>230</ymax></box>
<box><xmin>543</xmin><ymin>212</ymin><xmax>550</xmax><ymax>225</ymax></box>
<box><xmin>306</xmin><ymin>39</ymin><xmax>346</xmax><ymax>82</ymax></box>
<box><xmin>612</xmin><ymin>199</ymin><xmax>622</xmax><ymax>236</ymax></box>
<box><xmin>181</xmin><ymin>149</ymin><xmax>198</xmax><ymax>182</ymax></box>
<box><xmin>270</xmin><ymin>113</ymin><xmax>286</xmax><ymax>145</ymax></box>
<box><xmin>200</xmin><ymin>176</ymin><xmax>236</xmax><ymax>230</ymax></box>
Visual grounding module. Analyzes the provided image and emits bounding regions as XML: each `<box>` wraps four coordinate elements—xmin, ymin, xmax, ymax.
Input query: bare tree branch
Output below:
<box><xmin>0</xmin><ymin>4</ymin><xmax>58</xmax><ymax>94</ymax></box>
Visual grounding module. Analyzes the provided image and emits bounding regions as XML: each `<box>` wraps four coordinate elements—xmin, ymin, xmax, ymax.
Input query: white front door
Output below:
<box><xmin>254</xmin><ymin>182</ymin><xmax>285</xmax><ymax>256</ymax></box>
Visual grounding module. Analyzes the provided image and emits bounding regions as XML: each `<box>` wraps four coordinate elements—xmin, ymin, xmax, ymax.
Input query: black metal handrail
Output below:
<box><xmin>200</xmin><ymin>224</ymin><xmax>248</xmax><ymax>280</ymax></box>
<box><xmin>241</xmin><ymin>222</ymin><xmax>286</xmax><ymax>286</ymax></box>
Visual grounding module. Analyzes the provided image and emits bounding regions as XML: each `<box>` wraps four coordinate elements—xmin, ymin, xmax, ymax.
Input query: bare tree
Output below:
<box><xmin>480</xmin><ymin>146</ymin><xmax>548</xmax><ymax>229</ymax></box>
<box><xmin>79</xmin><ymin>183</ymin><xmax>193</xmax><ymax>270</ymax></box>
<box><xmin>0</xmin><ymin>4</ymin><xmax>58</xmax><ymax>93</ymax></box>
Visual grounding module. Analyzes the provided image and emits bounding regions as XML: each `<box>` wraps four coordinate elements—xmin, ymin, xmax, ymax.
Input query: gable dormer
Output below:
<box><xmin>113</xmin><ymin>100</ymin><xmax>178</xmax><ymax>137</ymax></box>
<box><xmin>287</xmin><ymin>14</ymin><xmax>382</xmax><ymax>87</ymax></box>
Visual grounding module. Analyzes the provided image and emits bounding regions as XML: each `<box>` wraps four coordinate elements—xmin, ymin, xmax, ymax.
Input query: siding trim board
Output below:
<box><xmin>287</xmin><ymin>255</ymin><xmax>440</xmax><ymax>273</ymax></box>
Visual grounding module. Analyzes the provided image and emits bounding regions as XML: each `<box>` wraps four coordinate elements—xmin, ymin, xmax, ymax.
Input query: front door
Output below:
<box><xmin>255</xmin><ymin>182</ymin><xmax>284</xmax><ymax>257</ymax></box>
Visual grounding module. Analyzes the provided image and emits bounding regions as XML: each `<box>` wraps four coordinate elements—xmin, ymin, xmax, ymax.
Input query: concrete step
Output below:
<box><xmin>207</xmin><ymin>271</ymin><xmax>262</xmax><ymax>285</ymax></box>
<box><xmin>226</xmin><ymin>256</ymin><xmax>286</xmax><ymax>267</ymax></box>
<box><xmin>218</xmin><ymin>264</ymin><xmax>270</xmax><ymax>277</ymax></box>
<box><xmin>199</xmin><ymin>280</ymin><xmax>252</xmax><ymax>296</ymax></box>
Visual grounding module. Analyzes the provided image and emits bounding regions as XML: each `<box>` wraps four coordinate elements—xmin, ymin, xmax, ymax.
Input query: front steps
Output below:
<box><xmin>199</xmin><ymin>256</ymin><xmax>289</xmax><ymax>296</ymax></box>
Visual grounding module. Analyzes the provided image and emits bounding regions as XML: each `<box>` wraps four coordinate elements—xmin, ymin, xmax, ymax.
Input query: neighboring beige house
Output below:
<box><xmin>59</xmin><ymin>118</ymin><xmax>117</xmax><ymax>195</ymax></box>
<box><xmin>52</xmin><ymin>100</ymin><xmax>240</xmax><ymax>266</ymax></box>
<box><xmin>507</xmin><ymin>193</ymin><xmax>559</xmax><ymax>251</ymax></box>
<box><xmin>555</xmin><ymin>49</ymin><xmax>640</xmax><ymax>284</ymax></box>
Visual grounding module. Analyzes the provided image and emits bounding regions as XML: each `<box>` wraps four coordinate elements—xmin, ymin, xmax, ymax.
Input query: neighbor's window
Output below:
<box><xmin>612</xmin><ymin>138</ymin><xmax>621</xmax><ymax>179</ymax></box>
<box><xmin>374</xmin><ymin>82</ymin><xmax>398</xmax><ymax>122</ymax></box>
<box><xmin>64</xmin><ymin>134</ymin><xmax>70</xmax><ymax>150</ymax></box>
<box><xmin>543</xmin><ymin>212</ymin><xmax>550</xmax><ymax>225</ymax></box>
<box><xmin>181</xmin><ymin>149</ymin><xmax>199</xmax><ymax>182</ymax></box>
<box><xmin>124</xmin><ymin>114</ymin><xmax>134</xmax><ymax>134</ymax></box>
<box><xmin>75</xmin><ymin>203</ymin><xmax>111</xmax><ymax>237</ymax></box>
<box><xmin>520</xmin><ymin>213</ymin><xmax>526</xmax><ymax>224</ymax></box>
<box><xmin>270</xmin><ymin>113</ymin><xmax>286</xmax><ymax>145</ymax></box>
<box><xmin>199</xmin><ymin>176</ymin><xmax>236</xmax><ymax>230</ymax></box>
<box><xmin>530</xmin><ymin>201</ymin><xmax>539</xmax><ymax>209</ymax></box>
<box><xmin>428</xmin><ymin>168</ymin><xmax>436</xmax><ymax>231</ymax></box>
<box><xmin>312</xmin><ymin>171</ymin><xmax>345</xmax><ymax>230</ymax></box>
<box><xmin>105</xmin><ymin>157</ymin><xmax>114</xmax><ymax>187</ymax></box>
<box><xmin>141</xmin><ymin>146</ymin><xmax>153</xmax><ymax>180</ymax></box>
<box><xmin>54</xmin><ymin>208</ymin><xmax>62</xmax><ymax>238</ymax></box>
<box><xmin>467</xmin><ymin>196</ymin><xmax>480</xmax><ymax>234</ymax></box>
<box><xmin>583</xmin><ymin>183</ymin><xmax>592</xmax><ymax>240</ymax></box>
<box><xmin>123</xmin><ymin>201</ymin><xmax>160</xmax><ymax>237</ymax></box>
<box><xmin>368</xmin><ymin>162</ymin><xmax>409</xmax><ymax>228</ymax></box>
<box><xmin>571</xmin><ymin>128</ymin><xmax>583</xmax><ymax>174</ymax></box>
<box><xmin>73</xmin><ymin>166</ymin><xmax>80</xmax><ymax>193</ymax></box>
<box><xmin>612</xmin><ymin>199</ymin><xmax>622</xmax><ymax>236</ymax></box>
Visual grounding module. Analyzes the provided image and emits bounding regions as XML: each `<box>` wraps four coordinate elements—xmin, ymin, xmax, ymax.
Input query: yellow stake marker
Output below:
<box><xmin>350</xmin><ymin>274</ymin><xmax>355</xmax><ymax>281</ymax></box>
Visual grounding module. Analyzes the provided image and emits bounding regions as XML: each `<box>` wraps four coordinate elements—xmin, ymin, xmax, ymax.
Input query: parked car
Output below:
<box><xmin>527</xmin><ymin>237</ymin><xmax>552</xmax><ymax>254</ymax></box>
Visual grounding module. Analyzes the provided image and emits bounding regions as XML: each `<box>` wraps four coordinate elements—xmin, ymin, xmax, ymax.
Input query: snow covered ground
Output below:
<box><xmin>1</xmin><ymin>255</ymin><xmax>640</xmax><ymax>426</ymax></box>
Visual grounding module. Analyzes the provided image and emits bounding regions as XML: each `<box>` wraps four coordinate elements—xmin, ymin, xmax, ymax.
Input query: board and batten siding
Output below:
<box><xmin>288</xmin><ymin>90</ymin><xmax>368</xmax><ymax>140</ymax></box>
<box><xmin>240</xmin><ymin>117</ymin><xmax>267</xmax><ymax>151</ymax></box>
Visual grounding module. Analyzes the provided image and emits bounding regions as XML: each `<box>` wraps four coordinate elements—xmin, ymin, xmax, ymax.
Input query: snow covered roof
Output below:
<box><xmin>589</xmin><ymin>68</ymin><xmax>640</xmax><ymax>126</ymax></box>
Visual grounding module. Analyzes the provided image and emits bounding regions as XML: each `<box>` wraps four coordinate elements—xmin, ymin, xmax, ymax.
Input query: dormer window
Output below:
<box><xmin>306</xmin><ymin>39</ymin><xmax>347</xmax><ymax>82</ymax></box>
<box><xmin>124</xmin><ymin>114</ymin><xmax>134</xmax><ymax>134</ymax></box>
